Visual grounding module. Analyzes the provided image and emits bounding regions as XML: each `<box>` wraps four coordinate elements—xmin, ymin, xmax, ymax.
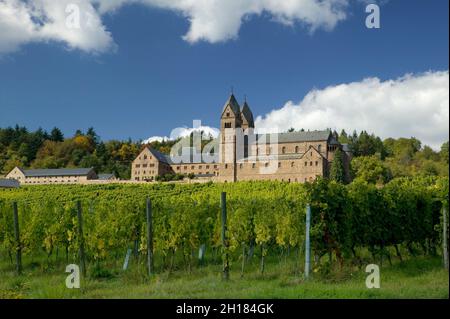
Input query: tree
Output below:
<box><xmin>330</xmin><ymin>148</ymin><xmax>346</xmax><ymax>183</ymax></box>
<box><xmin>351</xmin><ymin>155</ymin><xmax>392</xmax><ymax>184</ymax></box>
<box><xmin>339</xmin><ymin>129</ymin><xmax>350</xmax><ymax>144</ymax></box>
<box><xmin>440</xmin><ymin>141</ymin><xmax>449</xmax><ymax>164</ymax></box>
<box><xmin>50</xmin><ymin>127</ymin><xmax>64</xmax><ymax>142</ymax></box>
<box><xmin>86</xmin><ymin>127</ymin><xmax>100</xmax><ymax>146</ymax></box>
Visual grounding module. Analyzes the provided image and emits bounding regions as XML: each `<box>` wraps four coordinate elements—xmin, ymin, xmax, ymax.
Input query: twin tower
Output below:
<box><xmin>219</xmin><ymin>94</ymin><xmax>255</xmax><ymax>182</ymax></box>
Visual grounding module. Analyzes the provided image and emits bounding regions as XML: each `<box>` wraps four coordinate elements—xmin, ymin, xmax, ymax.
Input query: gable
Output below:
<box><xmin>300</xmin><ymin>146</ymin><xmax>325</xmax><ymax>160</ymax></box>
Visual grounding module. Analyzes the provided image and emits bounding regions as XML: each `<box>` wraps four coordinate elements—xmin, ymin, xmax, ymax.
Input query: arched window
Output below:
<box><xmin>295</xmin><ymin>146</ymin><xmax>299</xmax><ymax>153</ymax></box>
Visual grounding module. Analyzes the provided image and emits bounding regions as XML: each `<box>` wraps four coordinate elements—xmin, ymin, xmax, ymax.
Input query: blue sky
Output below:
<box><xmin>0</xmin><ymin>0</ymin><xmax>448</xmax><ymax>147</ymax></box>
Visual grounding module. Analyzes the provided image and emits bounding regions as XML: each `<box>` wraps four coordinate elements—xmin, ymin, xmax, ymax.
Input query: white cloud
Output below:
<box><xmin>0</xmin><ymin>0</ymin><xmax>349</xmax><ymax>54</ymax></box>
<box><xmin>143</xmin><ymin>125</ymin><xmax>220</xmax><ymax>144</ymax></box>
<box><xmin>96</xmin><ymin>0</ymin><xmax>349</xmax><ymax>43</ymax></box>
<box><xmin>169</xmin><ymin>125</ymin><xmax>220</xmax><ymax>139</ymax></box>
<box><xmin>0</xmin><ymin>0</ymin><xmax>114</xmax><ymax>54</ymax></box>
<box><xmin>142</xmin><ymin>136</ymin><xmax>169</xmax><ymax>144</ymax></box>
<box><xmin>255</xmin><ymin>71</ymin><xmax>449</xmax><ymax>150</ymax></box>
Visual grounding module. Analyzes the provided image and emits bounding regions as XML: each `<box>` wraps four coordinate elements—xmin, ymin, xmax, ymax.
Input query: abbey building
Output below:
<box><xmin>131</xmin><ymin>94</ymin><xmax>351</xmax><ymax>183</ymax></box>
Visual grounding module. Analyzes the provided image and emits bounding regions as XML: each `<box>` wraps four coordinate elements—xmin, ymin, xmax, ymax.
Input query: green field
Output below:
<box><xmin>0</xmin><ymin>178</ymin><xmax>448</xmax><ymax>299</ymax></box>
<box><xmin>0</xmin><ymin>253</ymin><xmax>448</xmax><ymax>299</ymax></box>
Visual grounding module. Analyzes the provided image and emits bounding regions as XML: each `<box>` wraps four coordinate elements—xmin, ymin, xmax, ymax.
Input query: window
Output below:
<box><xmin>239</xmin><ymin>163</ymin><xmax>243</xmax><ymax>169</ymax></box>
<box><xmin>226</xmin><ymin>112</ymin><xmax>230</xmax><ymax>117</ymax></box>
<box><xmin>278</xmin><ymin>162</ymin><xmax>281</xmax><ymax>168</ymax></box>
<box><xmin>291</xmin><ymin>162</ymin><xmax>295</xmax><ymax>167</ymax></box>
<box><xmin>135</xmin><ymin>164</ymin><xmax>140</xmax><ymax>168</ymax></box>
<box><xmin>304</xmin><ymin>162</ymin><xmax>307</xmax><ymax>166</ymax></box>
<box><xmin>143</xmin><ymin>164</ymin><xmax>147</xmax><ymax>168</ymax></box>
<box><xmin>177</xmin><ymin>166</ymin><xmax>180</xmax><ymax>170</ymax></box>
<box><xmin>224</xmin><ymin>122</ymin><xmax>232</xmax><ymax>128</ymax></box>
<box><xmin>214</xmin><ymin>165</ymin><xmax>218</xmax><ymax>169</ymax></box>
<box><xmin>282</xmin><ymin>147</ymin><xmax>286</xmax><ymax>154</ymax></box>
<box><xmin>265</xmin><ymin>162</ymin><xmax>269</xmax><ymax>167</ymax></box>
<box><xmin>310</xmin><ymin>161</ymin><xmax>313</xmax><ymax>166</ymax></box>
<box><xmin>184</xmin><ymin>166</ymin><xmax>187</xmax><ymax>170</ymax></box>
<box><xmin>295</xmin><ymin>146</ymin><xmax>299</xmax><ymax>153</ymax></box>
<box><xmin>252</xmin><ymin>163</ymin><xmax>256</xmax><ymax>169</ymax></box>
<box><xmin>318</xmin><ymin>145</ymin><xmax>322</xmax><ymax>153</ymax></box>
<box><xmin>315</xmin><ymin>161</ymin><xmax>319</xmax><ymax>166</ymax></box>
<box><xmin>225</xmin><ymin>164</ymin><xmax>228</xmax><ymax>169</ymax></box>
<box><xmin>144</xmin><ymin>155</ymin><xmax>147</xmax><ymax>160</ymax></box>
<box><xmin>199</xmin><ymin>165</ymin><xmax>202</xmax><ymax>169</ymax></box>
<box><xmin>191</xmin><ymin>165</ymin><xmax>195</xmax><ymax>169</ymax></box>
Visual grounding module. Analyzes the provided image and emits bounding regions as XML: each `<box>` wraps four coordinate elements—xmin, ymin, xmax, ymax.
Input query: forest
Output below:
<box><xmin>0</xmin><ymin>125</ymin><xmax>448</xmax><ymax>181</ymax></box>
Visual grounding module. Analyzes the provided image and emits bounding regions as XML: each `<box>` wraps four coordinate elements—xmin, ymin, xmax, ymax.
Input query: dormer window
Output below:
<box><xmin>226</xmin><ymin>112</ymin><xmax>230</xmax><ymax>117</ymax></box>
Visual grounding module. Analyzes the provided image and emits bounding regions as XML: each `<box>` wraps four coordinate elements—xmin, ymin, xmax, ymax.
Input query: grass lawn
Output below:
<box><xmin>0</xmin><ymin>252</ymin><xmax>448</xmax><ymax>299</ymax></box>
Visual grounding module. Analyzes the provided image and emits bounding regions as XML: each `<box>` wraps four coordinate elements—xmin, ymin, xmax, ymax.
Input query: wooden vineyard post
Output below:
<box><xmin>146</xmin><ymin>197</ymin><xmax>154</xmax><ymax>276</ymax></box>
<box><xmin>12</xmin><ymin>202</ymin><xmax>22</xmax><ymax>275</ymax></box>
<box><xmin>221</xmin><ymin>192</ymin><xmax>229</xmax><ymax>280</ymax></box>
<box><xmin>77</xmin><ymin>201</ymin><xmax>87</xmax><ymax>278</ymax></box>
<box><xmin>443</xmin><ymin>206</ymin><xmax>448</xmax><ymax>271</ymax></box>
<box><xmin>305</xmin><ymin>204</ymin><xmax>311</xmax><ymax>280</ymax></box>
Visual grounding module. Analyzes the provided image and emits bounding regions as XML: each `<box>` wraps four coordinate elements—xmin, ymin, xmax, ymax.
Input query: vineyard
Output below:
<box><xmin>0</xmin><ymin>176</ymin><xmax>448</xmax><ymax>288</ymax></box>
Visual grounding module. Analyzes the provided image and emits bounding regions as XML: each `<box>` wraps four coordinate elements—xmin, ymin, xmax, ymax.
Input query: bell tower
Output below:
<box><xmin>219</xmin><ymin>94</ymin><xmax>241</xmax><ymax>182</ymax></box>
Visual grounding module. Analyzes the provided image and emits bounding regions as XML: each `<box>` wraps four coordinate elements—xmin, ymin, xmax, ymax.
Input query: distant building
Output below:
<box><xmin>0</xmin><ymin>179</ymin><xmax>20</xmax><ymax>188</ymax></box>
<box><xmin>132</xmin><ymin>94</ymin><xmax>351</xmax><ymax>183</ymax></box>
<box><xmin>6</xmin><ymin>167</ymin><xmax>98</xmax><ymax>185</ymax></box>
<box><xmin>97</xmin><ymin>173</ymin><xmax>117</xmax><ymax>181</ymax></box>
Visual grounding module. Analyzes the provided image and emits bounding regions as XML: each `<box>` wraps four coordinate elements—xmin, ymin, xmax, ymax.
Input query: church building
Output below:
<box><xmin>131</xmin><ymin>94</ymin><xmax>351</xmax><ymax>183</ymax></box>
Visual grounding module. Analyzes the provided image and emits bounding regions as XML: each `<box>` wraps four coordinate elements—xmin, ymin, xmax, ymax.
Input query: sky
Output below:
<box><xmin>0</xmin><ymin>0</ymin><xmax>448</xmax><ymax>149</ymax></box>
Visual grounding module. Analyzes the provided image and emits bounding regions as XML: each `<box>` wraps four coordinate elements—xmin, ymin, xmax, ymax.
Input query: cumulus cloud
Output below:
<box><xmin>0</xmin><ymin>0</ymin><xmax>114</xmax><ymax>54</ymax></box>
<box><xmin>143</xmin><ymin>125</ymin><xmax>220</xmax><ymax>144</ymax></box>
<box><xmin>142</xmin><ymin>136</ymin><xmax>169</xmax><ymax>144</ymax></box>
<box><xmin>95</xmin><ymin>0</ymin><xmax>349</xmax><ymax>43</ymax></box>
<box><xmin>255</xmin><ymin>71</ymin><xmax>449</xmax><ymax>150</ymax></box>
<box><xmin>0</xmin><ymin>0</ymin><xmax>349</xmax><ymax>54</ymax></box>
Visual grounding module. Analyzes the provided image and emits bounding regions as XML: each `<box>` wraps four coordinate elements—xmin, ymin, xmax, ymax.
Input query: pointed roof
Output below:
<box><xmin>222</xmin><ymin>94</ymin><xmax>241</xmax><ymax>117</ymax></box>
<box><xmin>241</xmin><ymin>101</ymin><xmax>254</xmax><ymax>127</ymax></box>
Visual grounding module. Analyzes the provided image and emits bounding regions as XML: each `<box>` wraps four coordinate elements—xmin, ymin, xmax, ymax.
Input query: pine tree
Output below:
<box><xmin>330</xmin><ymin>148</ymin><xmax>346</xmax><ymax>183</ymax></box>
<box><xmin>50</xmin><ymin>127</ymin><xmax>64</xmax><ymax>142</ymax></box>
